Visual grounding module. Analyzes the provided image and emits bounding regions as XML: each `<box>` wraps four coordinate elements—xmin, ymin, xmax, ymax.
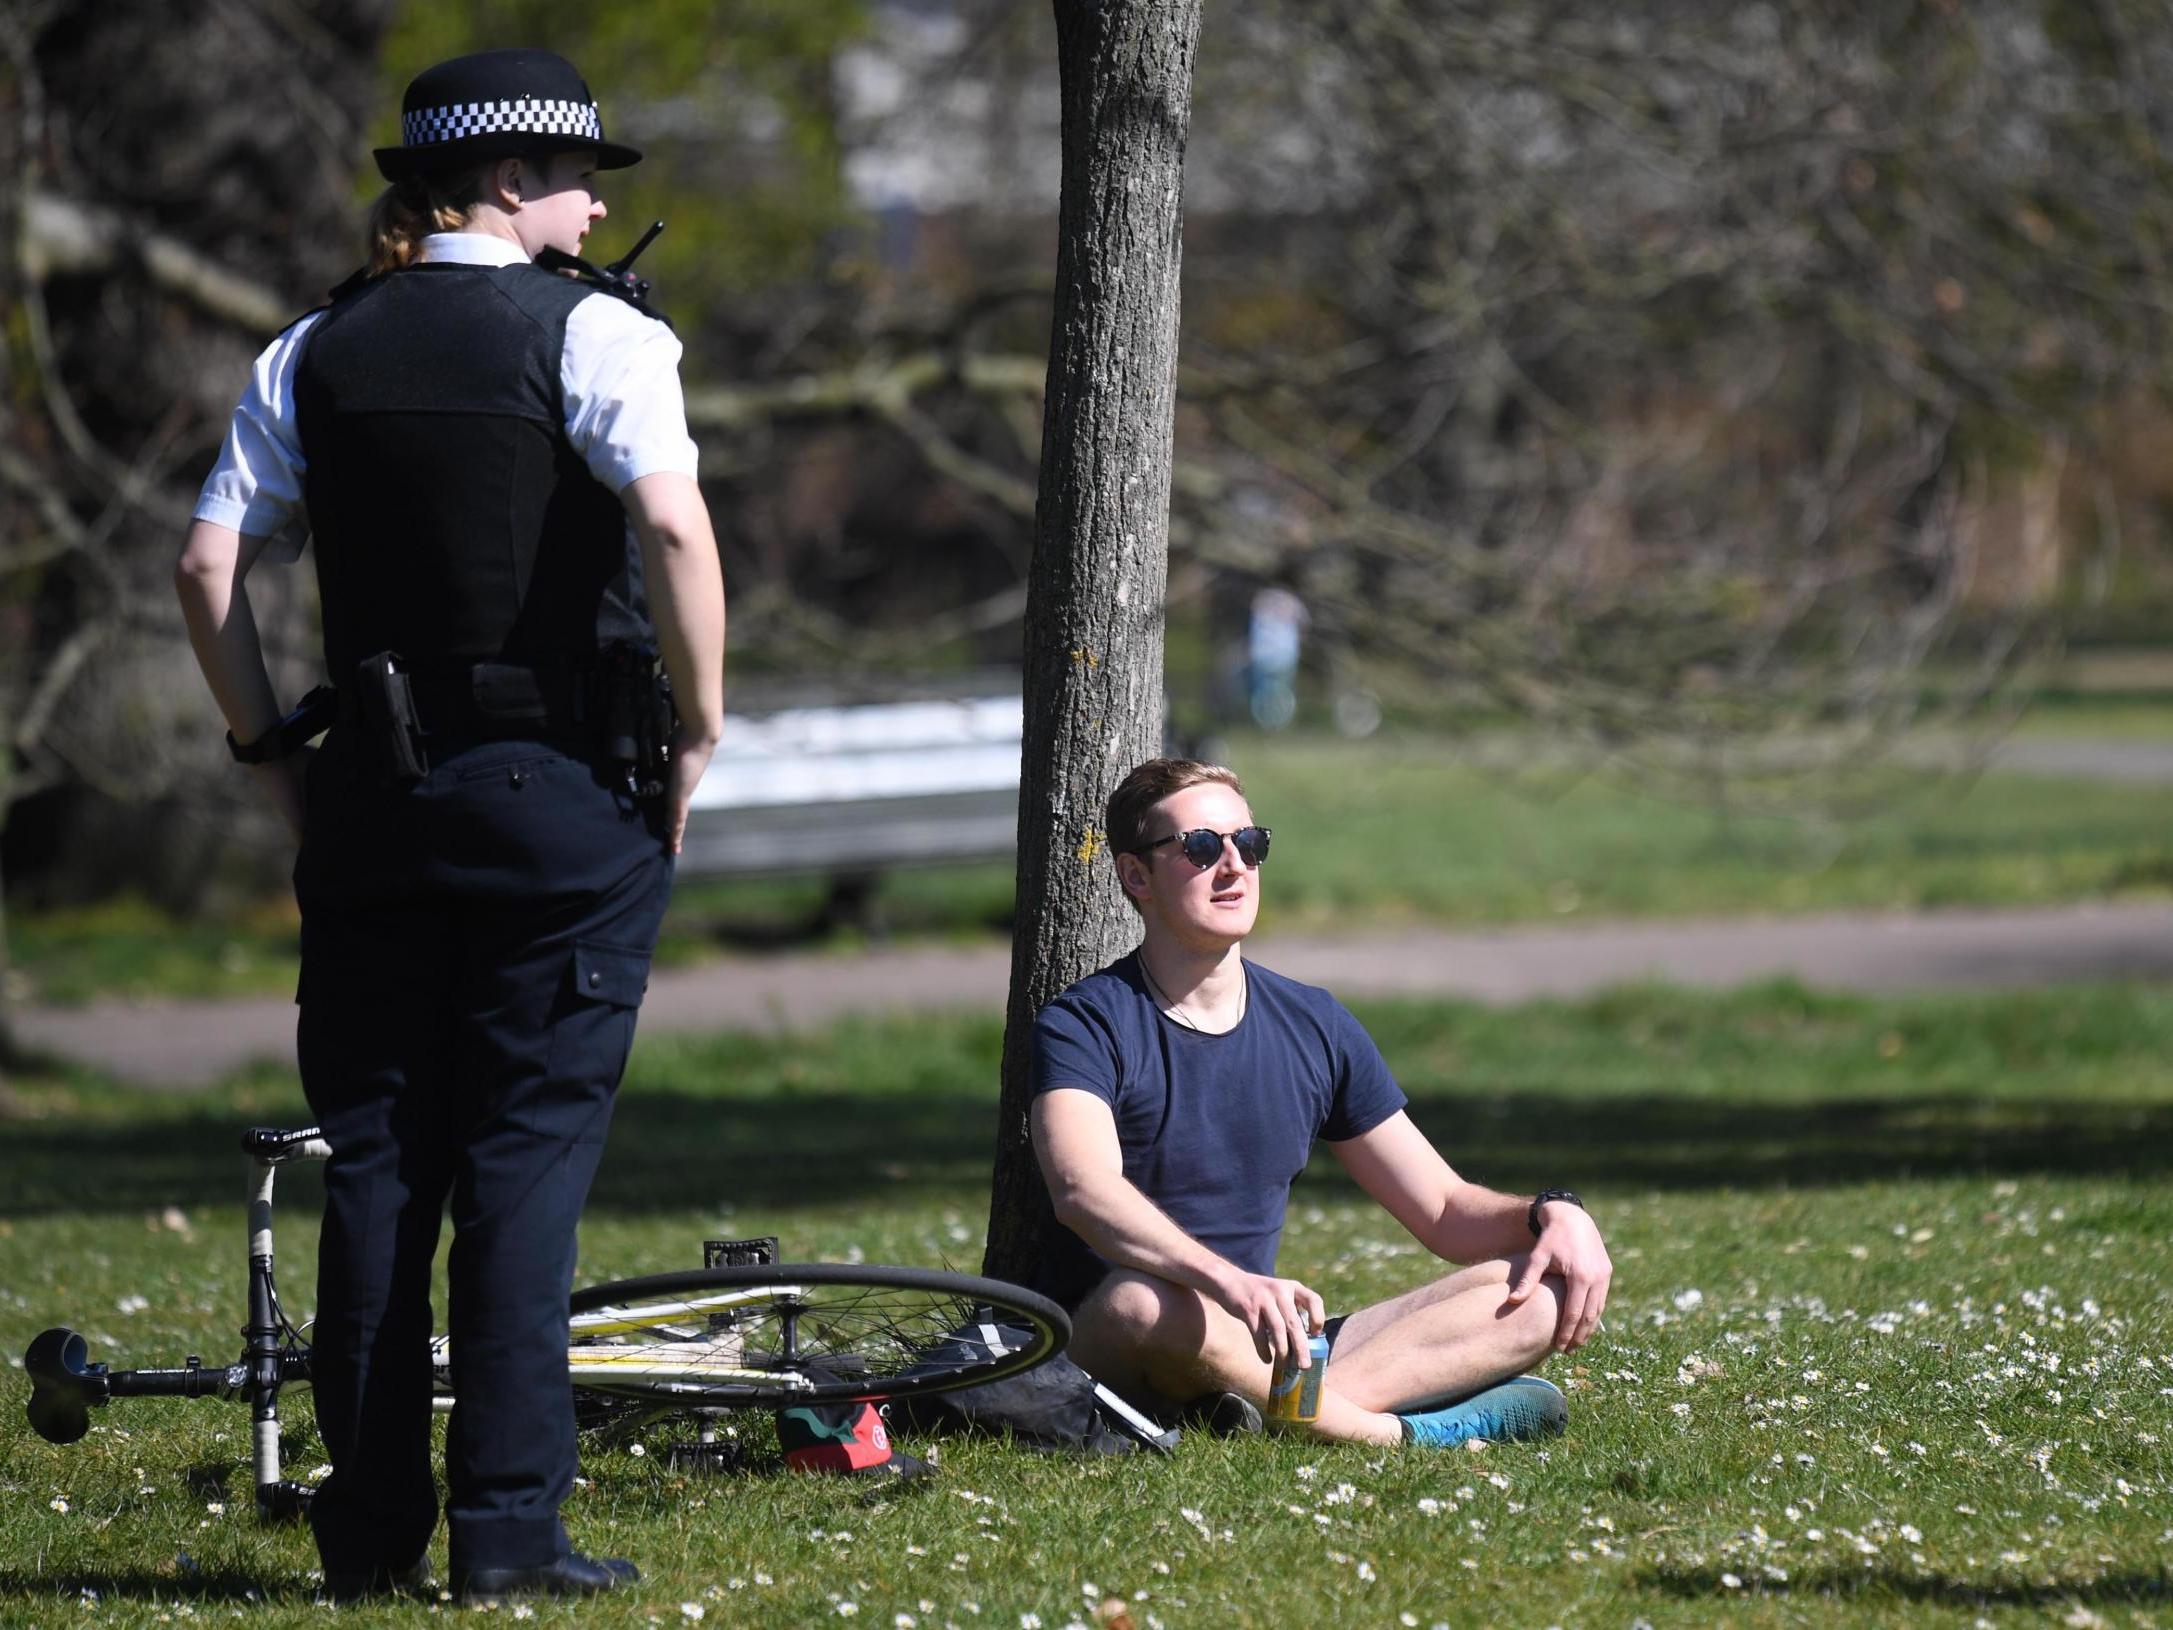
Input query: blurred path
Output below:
<box><xmin>15</xmin><ymin>900</ymin><xmax>2173</xmax><ymax>1089</ymax></box>
<box><xmin>1988</xmin><ymin>738</ymin><xmax>2173</xmax><ymax>784</ymax></box>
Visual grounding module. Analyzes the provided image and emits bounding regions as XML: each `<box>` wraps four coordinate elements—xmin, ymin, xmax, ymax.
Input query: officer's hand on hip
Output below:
<box><xmin>251</xmin><ymin>750</ymin><xmax>313</xmax><ymax>844</ymax></box>
<box><xmin>661</xmin><ymin>726</ymin><xmax>718</xmax><ymax>855</ymax></box>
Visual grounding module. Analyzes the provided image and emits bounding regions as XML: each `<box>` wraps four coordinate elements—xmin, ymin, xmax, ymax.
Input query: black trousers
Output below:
<box><xmin>293</xmin><ymin>733</ymin><xmax>672</xmax><ymax>1575</ymax></box>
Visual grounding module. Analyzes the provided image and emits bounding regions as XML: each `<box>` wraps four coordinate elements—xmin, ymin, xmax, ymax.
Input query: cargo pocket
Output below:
<box><xmin>544</xmin><ymin>940</ymin><xmax>653</xmax><ymax>1136</ymax></box>
<box><xmin>568</xmin><ymin>940</ymin><xmax>651</xmax><ymax>1009</ymax></box>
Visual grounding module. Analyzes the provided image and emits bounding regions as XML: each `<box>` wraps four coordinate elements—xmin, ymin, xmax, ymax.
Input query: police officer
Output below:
<box><xmin>174</xmin><ymin>48</ymin><xmax>727</xmax><ymax>1603</ymax></box>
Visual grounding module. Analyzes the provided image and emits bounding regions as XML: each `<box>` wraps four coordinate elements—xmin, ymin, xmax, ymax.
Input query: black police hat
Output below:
<box><xmin>374</xmin><ymin>48</ymin><xmax>642</xmax><ymax>182</ymax></box>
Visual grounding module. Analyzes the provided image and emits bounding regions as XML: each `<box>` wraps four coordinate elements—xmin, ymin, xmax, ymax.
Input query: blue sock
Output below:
<box><xmin>1397</xmin><ymin>1376</ymin><xmax>1567</xmax><ymax>1448</ymax></box>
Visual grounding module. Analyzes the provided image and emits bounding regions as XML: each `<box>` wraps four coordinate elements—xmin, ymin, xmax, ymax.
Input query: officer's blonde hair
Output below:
<box><xmin>365</xmin><ymin>167</ymin><xmax>492</xmax><ymax>275</ymax></box>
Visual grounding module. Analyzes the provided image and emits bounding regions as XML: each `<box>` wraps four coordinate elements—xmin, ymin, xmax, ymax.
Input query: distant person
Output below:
<box><xmin>1246</xmin><ymin>584</ymin><xmax>1308</xmax><ymax>730</ymax></box>
<box><xmin>1030</xmin><ymin>758</ymin><xmax>1611</xmax><ymax>1444</ymax></box>
<box><xmin>175</xmin><ymin>48</ymin><xmax>725</xmax><ymax>1602</ymax></box>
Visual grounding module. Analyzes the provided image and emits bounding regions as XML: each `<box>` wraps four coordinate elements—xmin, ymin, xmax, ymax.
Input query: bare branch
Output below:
<box><xmin>22</xmin><ymin>190</ymin><xmax>294</xmax><ymax>336</ymax></box>
<box><xmin>682</xmin><ymin>350</ymin><xmax>1045</xmax><ymax>431</ymax></box>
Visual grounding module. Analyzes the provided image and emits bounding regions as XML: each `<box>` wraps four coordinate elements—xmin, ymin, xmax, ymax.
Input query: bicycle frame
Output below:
<box><xmin>23</xmin><ymin>1126</ymin><xmax>327</xmax><ymax>1519</ymax></box>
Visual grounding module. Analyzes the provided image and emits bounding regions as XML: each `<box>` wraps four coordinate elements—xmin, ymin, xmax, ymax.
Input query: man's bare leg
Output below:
<box><xmin>1324</xmin><ymin>1256</ymin><xmax>1559</xmax><ymax>1412</ymax></box>
<box><xmin>1068</xmin><ymin>1260</ymin><xmax>1561</xmax><ymax>1446</ymax></box>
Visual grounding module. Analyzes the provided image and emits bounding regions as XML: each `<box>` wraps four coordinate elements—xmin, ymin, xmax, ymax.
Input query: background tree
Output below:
<box><xmin>979</xmin><ymin>0</ymin><xmax>1202</xmax><ymax>1286</ymax></box>
<box><xmin>1</xmin><ymin>0</ymin><xmax>393</xmax><ymax>1057</ymax></box>
<box><xmin>1166</xmin><ymin>0</ymin><xmax>2173</xmax><ymax>809</ymax></box>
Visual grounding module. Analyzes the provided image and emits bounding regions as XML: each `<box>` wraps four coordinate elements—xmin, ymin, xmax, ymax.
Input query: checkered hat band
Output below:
<box><xmin>402</xmin><ymin>97</ymin><xmax>603</xmax><ymax>148</ymax></box>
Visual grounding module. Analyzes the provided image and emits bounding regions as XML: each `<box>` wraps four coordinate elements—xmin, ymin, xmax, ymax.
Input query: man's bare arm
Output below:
<box><xmin>1032</xmin><ymin>1087</ymin><xmax>1325</xmax><ymax>1368</ymax></box>
<box><xmin>1330</xmin><ymin>1111</ymin><xmax>1613</xmax><ymax>1352</ymax></box>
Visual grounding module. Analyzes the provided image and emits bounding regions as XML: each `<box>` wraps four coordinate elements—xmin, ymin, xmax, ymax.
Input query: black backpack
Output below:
<box><xmin>888</xmin><ymin>1322</ymin><xmax>1179</xmax><ymax>1456</ymax></box>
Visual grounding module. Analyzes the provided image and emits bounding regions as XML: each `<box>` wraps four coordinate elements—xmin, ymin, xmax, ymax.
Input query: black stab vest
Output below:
<box><xmin>293</xmin><ymin>262</ymin><xmax>652</xmax><ymax>679</ymax></box>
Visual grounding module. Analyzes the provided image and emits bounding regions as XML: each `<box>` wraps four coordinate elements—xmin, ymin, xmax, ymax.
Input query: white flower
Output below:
<box><xmin>896</xmin><ymin>1617</ymin><xmax>917</xmax><ymax>1629</ymax></box>
<box><xmin>629</xmin><ymin>1443</ymin><xmax>646</xmax><ymax>1458</ymax></box>
<box><xmin>115</xmin><ymin>1294</ymin><xmax>149</xmax><ymax>1315</ymax></box>
<box><xmin>1021</xmin><ymin>1615</ymin><xmax>1043</xmax><ymax>1629</ymax></box>
<box><xmin>1721</xmin><ymin>1573</ymin><xmax>1743</xmax><ymax>1589</ymax></box>
<box><xmin>512</xmin><ymin>1607</ymin><xmax>535</xmax><ymax>1622</ymax></box>
<box><xmin>836</xmin><ymin>1604</ymin><xmax>858</xmax><ymax>1618</ymax></box>
<box><xmin>49</xmin><ymin>1497</ymin><xmax>69</xmax><ymax>1514</ymax></box>
<box><xmin>1673</xmin><ymin>1289</ymin><xmax>1704</xmax><ymax>1311</ymax></box>
<box><xmin>681</xmin><ymin>1605</ymin><xmax>705</xmax><ymax>1621</ymax></box>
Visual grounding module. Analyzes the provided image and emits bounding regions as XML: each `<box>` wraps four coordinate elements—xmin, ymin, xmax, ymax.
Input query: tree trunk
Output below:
<box><xmin>982</xmin><ymin>0</ymin><xmax>1201</xmax><ymax>1284</ymax></box>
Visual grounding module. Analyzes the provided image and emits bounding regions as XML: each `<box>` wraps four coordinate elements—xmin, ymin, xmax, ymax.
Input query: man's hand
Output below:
<box><xmin>1506</xmin><ymin>1201</ymin><xmax>1611</xmax><ymax>1352</ymax></box>
<box><xmin>1213</xmin><ymin>1269</ymin><xmax>1327</xmax><ymax>1370</ymax></box>
<box><xmin>660</xmin><ymin>726</ymin><xmax>719</xmax><ymax>855</ymax></box>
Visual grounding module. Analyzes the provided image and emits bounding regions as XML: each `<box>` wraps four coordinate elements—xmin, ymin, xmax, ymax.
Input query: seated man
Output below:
<box><xmin>1029</xmin><ymin>758</ymin><xmax>1613</xmax><ymax>1447</ymax></box>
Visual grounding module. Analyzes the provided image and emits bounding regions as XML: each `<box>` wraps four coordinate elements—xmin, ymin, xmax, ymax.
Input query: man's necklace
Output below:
<box><xmin>1139</xmin><ymin>957</ymin><xmax>1246</xmax><ymax>1033</ymax></box>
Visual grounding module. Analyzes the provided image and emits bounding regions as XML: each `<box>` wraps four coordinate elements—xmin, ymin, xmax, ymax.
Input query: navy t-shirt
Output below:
<box><xmin>1029</xmin><ymin>953</ymin><xmax>1408</xmax><ymax>1308</ymax></box>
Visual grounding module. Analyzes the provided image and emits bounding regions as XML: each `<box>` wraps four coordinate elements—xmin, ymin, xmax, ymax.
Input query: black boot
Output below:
<box><xmin>318</xmin><ymin>1558</ymin><xmax>436</xmax><ymax>1603</ymax></box>
<box><xmin>452</xmin><ymin>1553</ymin><xmax>639</xmax><ymax>1601</ymax></box>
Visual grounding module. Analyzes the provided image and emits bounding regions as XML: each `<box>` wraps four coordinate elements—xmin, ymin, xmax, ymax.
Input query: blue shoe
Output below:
<box><xmin>1398</xmin><ymin>1376</ymin><xmax>1567</xmax><ymax>1447</ymax></box>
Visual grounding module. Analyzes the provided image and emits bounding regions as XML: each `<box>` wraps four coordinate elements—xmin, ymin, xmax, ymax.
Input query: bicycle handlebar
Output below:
<box><xmin>241</xmin><ymin>1126</ymin><xmax>332</xmax><ymax>1163</ymax></box>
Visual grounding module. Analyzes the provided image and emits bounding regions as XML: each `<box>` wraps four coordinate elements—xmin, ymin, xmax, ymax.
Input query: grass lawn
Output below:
<box><xmin>16</xmin><ymin>724</ymin><xmax>2173</xmax><ymax>1005</ymax></box>
<box><xmin>3</xmin><ymin>983</ymin><xmax>2169</xmax><ymax>1626</ymax></box>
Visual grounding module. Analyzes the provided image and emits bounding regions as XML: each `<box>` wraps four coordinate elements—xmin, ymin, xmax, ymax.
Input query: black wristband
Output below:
<box><xmin>227</xmin><ymin>725</ymin><xmax>287</xmax><ymax>765</ymax></box>
<box><xmin>1529</xmin><ymin>1188</ymin><xmax>1583</xmax><ymax>1237</ymax></box>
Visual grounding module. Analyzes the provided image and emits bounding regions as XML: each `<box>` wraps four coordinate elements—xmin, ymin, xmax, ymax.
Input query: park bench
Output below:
<box><xmin>679</xmin><ymin>674</ymin><xmax>1022</xmax><ymax>930</ymax></box>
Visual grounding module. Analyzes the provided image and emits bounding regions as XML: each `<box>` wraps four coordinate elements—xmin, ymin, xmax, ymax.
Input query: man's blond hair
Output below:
<box><xmin>1105</xmin><ymin>758</ymin><xmax>1246</xmax><ymax>860</ymax></box>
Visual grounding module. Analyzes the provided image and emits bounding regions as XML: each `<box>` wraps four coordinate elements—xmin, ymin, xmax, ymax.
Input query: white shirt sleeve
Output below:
<box><xmin>192</xmin><ymin>312</ymin><xmax>320</xmax><ymax>563</ymax></box>
<box><xmin>561</xmin><ymin>293</ymin><xmax>702</xmax><ymax>493</ymax></box>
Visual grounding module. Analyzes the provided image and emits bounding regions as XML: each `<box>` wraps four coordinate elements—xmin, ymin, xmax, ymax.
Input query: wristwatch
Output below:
<box><xmin>1528</xmin><ymin>1188</ymin><xmax>1584</xmax><ymax>1237</ymax></box>
<box><xmin>226</xmin><ymin>685</ymin><xmax>338</xmax><ymax>765</ymax></box>
<box><xmin>227</xmin><ymin>725</ymin><xmax>287</xmax><ymax>765</ymax></box>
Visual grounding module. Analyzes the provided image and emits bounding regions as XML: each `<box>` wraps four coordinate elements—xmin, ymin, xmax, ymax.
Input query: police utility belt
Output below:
<box><xmin>227</xmin><ymin>648</ymin><xmax>675</xmax><ymax>795</ymax></box>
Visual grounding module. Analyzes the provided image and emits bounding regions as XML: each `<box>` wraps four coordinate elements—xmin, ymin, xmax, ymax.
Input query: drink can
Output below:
<box><xmin>1266</xmin><ymin>1332</ymin><xmax>1332</xmax><ymax>1424</ymax></box>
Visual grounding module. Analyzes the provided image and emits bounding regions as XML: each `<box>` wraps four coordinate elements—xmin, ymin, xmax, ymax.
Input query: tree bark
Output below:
<box><xmin>982</xmin><ymin>0</ymin><xmax>1201</xmax><ymax>1284</ymax></box>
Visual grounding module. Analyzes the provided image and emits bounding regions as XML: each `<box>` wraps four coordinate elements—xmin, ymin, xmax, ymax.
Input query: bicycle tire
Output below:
<box><xmin>563</xmin><ymin>1263</ymin><xmax>1070</xmax><ymax>1408</ymax></box>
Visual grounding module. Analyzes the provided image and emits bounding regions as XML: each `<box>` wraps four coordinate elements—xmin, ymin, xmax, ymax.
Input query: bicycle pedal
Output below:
<box><xmin>702</xmin><ymin>1236</ymin><xmax>780</xmax><ymax>1269</ymax></box>
<box><xmin>255</xmin><ymin>1479</ymin><xmax>316</xmax><ymax>1523</ymax></box>
<box><xmin>661</xmin><ymin>1440</ymin><xmax>754</xmax><ymax>1475</ymax></box>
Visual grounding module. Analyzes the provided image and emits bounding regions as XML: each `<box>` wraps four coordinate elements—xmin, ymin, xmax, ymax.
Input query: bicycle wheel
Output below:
<box><xmin>564</xmin><ymin>1263</ymin><xmax>1070</xmax><ymax>1408</ymax></box>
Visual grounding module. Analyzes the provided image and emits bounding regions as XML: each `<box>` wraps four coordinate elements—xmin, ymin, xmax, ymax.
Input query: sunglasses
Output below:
<box><xmin>1135</xmin><ymin>826</ymin><xmax>1272</xmax><ymax>869</ymax></box>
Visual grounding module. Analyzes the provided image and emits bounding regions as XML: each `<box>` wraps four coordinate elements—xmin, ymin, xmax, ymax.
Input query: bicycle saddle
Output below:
<box><xmin>25</xmin><ymin>1327</ymin><xmax>106</xmax><ymax>1445</ymax></box>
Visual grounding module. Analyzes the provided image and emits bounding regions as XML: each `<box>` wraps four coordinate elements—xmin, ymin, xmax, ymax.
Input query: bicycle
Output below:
<box><xmin>24</xmin><ymin>1125</ymin><xmax>1071</xmax><ymax>1520</ymax></box>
